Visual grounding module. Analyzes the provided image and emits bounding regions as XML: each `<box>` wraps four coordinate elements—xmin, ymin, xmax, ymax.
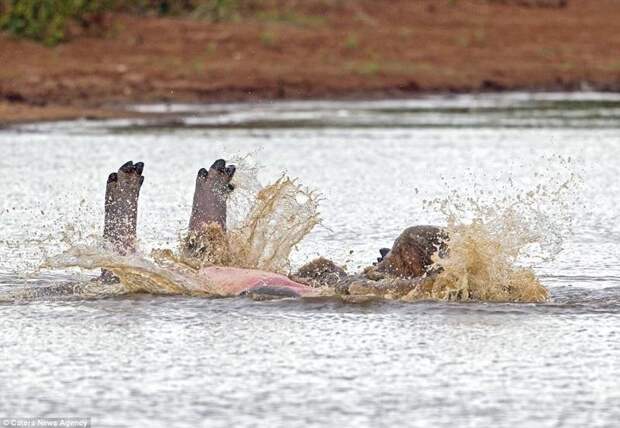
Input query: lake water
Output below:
<box><xmin>1</xmin><ymin>93</ymin><xmax>619</xmax><ymax>427</ymax></box>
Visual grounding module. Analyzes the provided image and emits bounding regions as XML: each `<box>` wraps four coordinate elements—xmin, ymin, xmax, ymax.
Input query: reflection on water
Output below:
<box><xmin>1</xmin><ymin>93</ymin><xmax>620</xmax><ymax>427</ymax></box>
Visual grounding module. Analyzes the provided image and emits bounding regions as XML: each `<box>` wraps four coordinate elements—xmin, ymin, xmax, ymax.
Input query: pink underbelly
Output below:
<box><xmin>198</xmin><ymin>266</ymin><xmax>319</xmax><ymax>297</ymax></box>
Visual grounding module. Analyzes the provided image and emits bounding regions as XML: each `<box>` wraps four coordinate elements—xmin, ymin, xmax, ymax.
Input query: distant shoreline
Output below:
<box><xmin>2</xmin><ymin>0</ymin><xmax>620</xmax><ymax>125</ymax></box>
<box><xmin>2</xmin><ymin>85</ymin><xmax>620</xmax><ymax>127</ymax></box>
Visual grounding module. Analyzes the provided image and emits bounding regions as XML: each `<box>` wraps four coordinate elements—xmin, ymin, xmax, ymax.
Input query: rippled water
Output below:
<box><xmin>1</xmin><ymin>93</ymin><xmax>619</xmax><ymax>427</ymax></box>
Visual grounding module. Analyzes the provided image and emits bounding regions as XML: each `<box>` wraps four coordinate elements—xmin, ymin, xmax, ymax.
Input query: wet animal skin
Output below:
<box><xmin>290</xmin><ymin>226</ymin><xmax>448</xmax><ymax>297</ymax></box>
<box><xmin>375</xmin><ymin>225</ymin><xmax>448</xmax><ymax>278</ymax></box>
<box><xmin>189</xmin><ymin>159</ymin><xmax>236</xmax><ymax>233</ymax></box>
<box><xmin>102</xmin><ymin>160</ymin><xmax>144</xmax><ymax>283</ymax></box>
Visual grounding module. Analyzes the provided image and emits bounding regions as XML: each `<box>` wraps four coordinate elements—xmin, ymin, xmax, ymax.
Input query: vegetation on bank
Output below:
<box><xmin>0</xmin><ymin>0</ymin><xmax>569</xmax><ymax>46</ymax></box>
<box><xmin>0</xmin><ymin>0</ymin><xmax>257</xmax><ymax>45</ymax></box>
<box><xmin>0</xmin><ymin>0</ymin><xmax>108</xmax><ymax>45</ymax></box>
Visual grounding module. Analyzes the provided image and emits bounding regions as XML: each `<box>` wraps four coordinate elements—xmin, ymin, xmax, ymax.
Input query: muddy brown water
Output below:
<box><xmin>1</xmin><ymin>93</ymin><xmax>619</xmax><ymax>427</ymax></box>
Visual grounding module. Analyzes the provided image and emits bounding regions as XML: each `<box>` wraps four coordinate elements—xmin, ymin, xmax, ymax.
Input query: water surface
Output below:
<box><xmin>1</xmin><ymin>93</ymin><xmax>619</xmax><ymax>427</ymax></box>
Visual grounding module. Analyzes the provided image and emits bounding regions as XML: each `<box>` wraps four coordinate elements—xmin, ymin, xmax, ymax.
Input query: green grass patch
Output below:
<box><xmin>255</xmin><ymin>10</ymin><xmax>326</xmax><ymax>27</ymax></box>
<box><xmin>344</xmin><ymin>33</ymin><xmax>358</xmax><ymax>50</ymax></box>
<box><xmin>351</xmin><ymin>60</ymin><xmax>381</xmax><ymax>76</ymax></box>
<box><xmin>0</xmin><ymin>0</ymin><xmax>343</xmax><ymax>45</ymax></box>
<box><xmin>259</xmin><ymin>29</ymin><xmax>277</xmax><ymax>47</ymax></box>
<box><xmin>0</xmin><ymin>0</ymin><xmax>111</xmax><ymax>45</ymax></box>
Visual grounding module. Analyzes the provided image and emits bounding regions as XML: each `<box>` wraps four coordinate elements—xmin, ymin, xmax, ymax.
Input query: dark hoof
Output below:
<box><xmin>198</xmin><ymin>167</ymin><xmax>209</xmax><ymax>179</ymax></box>
<box><xmin>112</xmin><ymin>161</ymin><xmax>144</xmax><ymax>187</ymax></box>
<box><xmin>134</xmin><ymin>162</ymin><xmax>144</xmax><ymax>175</ymax></box>
<box><xmin>211</xmin><ymin>159</ymin><xmax>226</xmax><ymax>172</ymax></box>
<box><xmin>119</xmin><ymin>160</ymin><xmax>144</xmax><ymax>176</ymax></box>
<box><xmin>119</xmin><ymin>160</ymin><xmax>134</xmax><ymax>173</ymax></box>
<box><xmin>204</xmin><ymin>159</ymin><xmax>236</xmax><ymax>185</ymax></box>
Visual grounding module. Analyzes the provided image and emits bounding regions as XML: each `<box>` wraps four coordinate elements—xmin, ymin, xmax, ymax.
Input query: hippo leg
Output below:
<box><xmin>374</xmin><ymin>225</ymin><xmax>448</xmax><ymax>278</ymax></box>
<box><xmin>183</xmin><ymin>159</ymin><xmax>235</xmax><ymax>263</ymax></box>
<box><xmin>188</xmin><ymin>159</ymin><xmax>236</xmax><ymax>234</ymax></box>
<box><xmin>101</xmin><ymin>160</ymin><xmax>144</xmax><ymax>282</ymax></box>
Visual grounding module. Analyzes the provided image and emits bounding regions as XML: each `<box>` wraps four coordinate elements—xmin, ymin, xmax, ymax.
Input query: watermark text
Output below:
<box><xmin>1</xmin><ymin>418</ymin><xmax>90</xmax><ymax>428</ymax></box>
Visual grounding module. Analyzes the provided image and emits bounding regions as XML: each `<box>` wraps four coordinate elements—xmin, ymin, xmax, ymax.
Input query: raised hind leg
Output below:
<box><xmin>183</xmin><ymin>159</ymin><xmax>235</xmax><ymax>265</ymax></box>
<box><xmin>101</xmin><ymin>160</ymin><xmax>144</xmax><ymax>282</ymax></box>
<box><xmin>188</xmin><ymin>159</ymin><xmax>235</xmax><ymax>233</ymax></box>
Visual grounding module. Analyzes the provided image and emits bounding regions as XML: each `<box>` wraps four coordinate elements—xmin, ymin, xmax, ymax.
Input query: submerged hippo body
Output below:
<box><xmin>97</xmin><ymin>159</ymin><xmax>448</xmax><ymax>300</ymax></box>
<box><xmin>193</xmin><ymin>225</ymin><xmax>448</xmax><ymax>298</ymax></box>
<box><xmin>199</xmin><ymin>266</ymin><xmax>321</xmax><ymax>298</ymax></box>
<box><xmin>289</xmin><ymin>226</ymin><xmax>449</xmax><ymax>298</ymax></box>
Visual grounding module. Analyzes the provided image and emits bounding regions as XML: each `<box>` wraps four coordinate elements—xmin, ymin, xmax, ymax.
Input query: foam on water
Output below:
<box><xmin>410</xmin><ymin>155</ymin><xmax>581</xmax><ymax>302</ymax></box>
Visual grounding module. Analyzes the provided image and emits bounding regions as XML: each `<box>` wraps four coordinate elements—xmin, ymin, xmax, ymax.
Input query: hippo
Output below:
<box><xmin>101</xmin><ymin>160</ymin><xmax>447</xmax><ymax>298</ymax></box>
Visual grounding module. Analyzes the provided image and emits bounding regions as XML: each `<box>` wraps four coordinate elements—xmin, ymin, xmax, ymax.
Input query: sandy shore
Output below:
<box><xmin>1</xmin><ymin>0</ymin><xmax>620</xmax><ymax>124</ymax></box>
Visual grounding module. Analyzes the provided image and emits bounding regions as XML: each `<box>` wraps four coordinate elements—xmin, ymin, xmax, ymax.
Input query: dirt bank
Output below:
<box><xmin>1</xmin><ymin>0</ymin><xmax>620</xmax><ymax>124</ymax></box>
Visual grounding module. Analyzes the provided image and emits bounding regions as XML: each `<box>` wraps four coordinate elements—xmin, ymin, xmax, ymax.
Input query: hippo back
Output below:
<box><xmin>375</xmin><ymin>225</ymin><xmax>448</xmax><ymax>278</ymax></box>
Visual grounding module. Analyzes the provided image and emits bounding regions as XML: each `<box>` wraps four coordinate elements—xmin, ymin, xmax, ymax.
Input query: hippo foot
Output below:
<box><xmin>102</xmin><ymin>160</ymin><xmax>145</xmax><ymax>281</ymax></box>
<box><xmin>189</xmin><ymin>159</ymin><xmax>236</xmax><ymax>233</ymax></box>
<box><xmin>104</xmin><ymin>161</ymin><xmax>144</xmax><ymax>238</ymax></box>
